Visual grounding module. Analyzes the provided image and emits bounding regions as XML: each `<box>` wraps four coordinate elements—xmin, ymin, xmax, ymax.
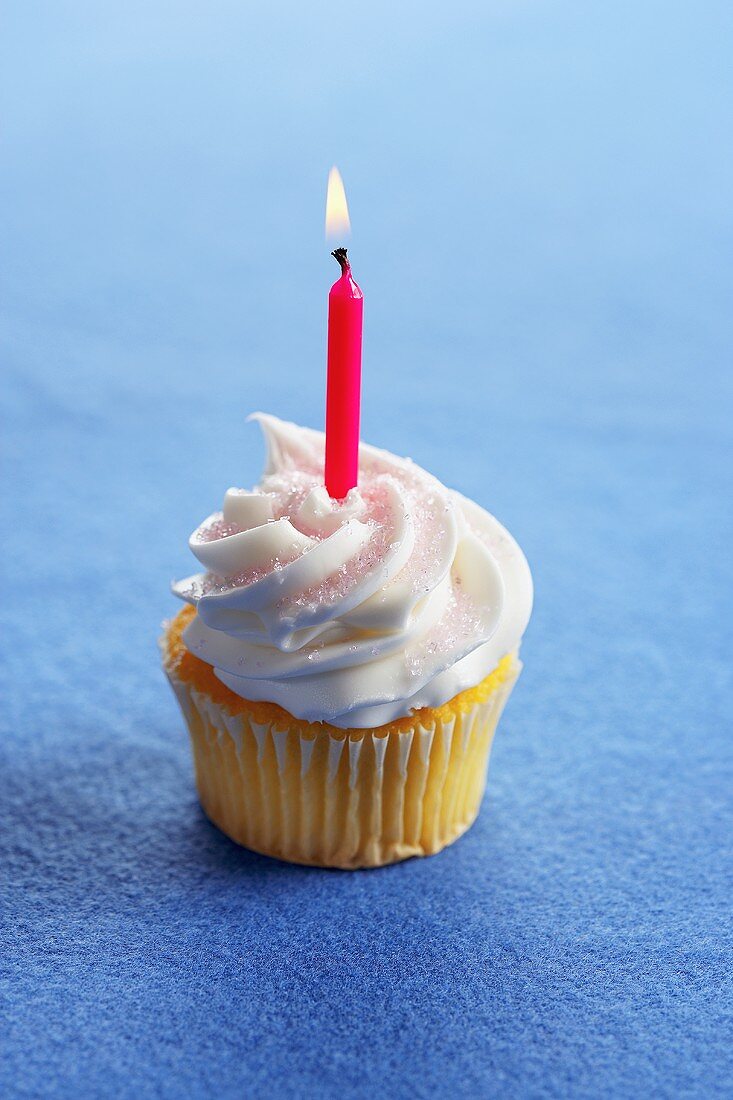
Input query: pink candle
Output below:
<box><xmin>325</xmin><ymin>246</ymin><xmax>363</xmax><ymax>499</ymax></box>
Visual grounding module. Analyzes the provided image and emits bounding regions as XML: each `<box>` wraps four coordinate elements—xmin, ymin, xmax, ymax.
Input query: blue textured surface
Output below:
<box><xmin>2</xmin><ymin>3</ymin><xmax>732</xmax><ymax>1097</ymax></box>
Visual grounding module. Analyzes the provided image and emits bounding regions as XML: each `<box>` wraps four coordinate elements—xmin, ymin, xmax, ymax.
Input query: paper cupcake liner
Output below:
<box><xmin>164</xmin><ymin>656</ymin><xmax>521</xmax><ymax>869</ymax></box>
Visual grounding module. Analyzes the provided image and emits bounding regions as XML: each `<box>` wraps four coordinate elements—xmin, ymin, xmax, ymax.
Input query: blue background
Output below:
<box><xmin>2</xmin><ymin>2</ymin><xmax>732</xmax><ymax>1097</ymax></box>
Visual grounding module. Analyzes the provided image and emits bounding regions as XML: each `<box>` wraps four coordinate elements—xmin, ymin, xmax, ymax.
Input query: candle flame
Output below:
<box><xmin>325</xmin><ymin>167</ymin><xmax>351</xmax><ymax>239</ymax></box>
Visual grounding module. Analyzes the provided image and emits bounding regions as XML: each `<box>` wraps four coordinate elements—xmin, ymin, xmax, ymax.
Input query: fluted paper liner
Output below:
<box><xmin>163</xmin><ymin>625</ymin><xmax>520</xmax><ymax>868</ymax></box>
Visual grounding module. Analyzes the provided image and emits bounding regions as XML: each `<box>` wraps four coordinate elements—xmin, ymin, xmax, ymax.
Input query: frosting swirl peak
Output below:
<box><xmin>173</xmin><ymin>415</ymin><xmax>532</xmax><ymax>728</ymax></box>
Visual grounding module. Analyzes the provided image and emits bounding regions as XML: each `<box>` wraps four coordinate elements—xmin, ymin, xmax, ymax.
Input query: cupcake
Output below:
<box><xmin>162</xmin><ymin>414</ymin><xmax>532</xmax><ymax>868</ymax></box>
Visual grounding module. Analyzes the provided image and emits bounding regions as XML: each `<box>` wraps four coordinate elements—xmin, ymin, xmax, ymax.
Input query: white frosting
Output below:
<box><xmin>172</xmin><ymin>414</ymin><xmax>533</xmax><ymax>728</ymax></box>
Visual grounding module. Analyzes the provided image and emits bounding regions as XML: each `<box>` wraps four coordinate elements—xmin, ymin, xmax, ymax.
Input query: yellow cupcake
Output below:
<box><xmin>163</xmin><ymin>605</ymin><xmax>521</xmax><ymax>869</ymax></box>
<box><xmin>164</xmin><ymin>415</ymin><xmax>532</xmax><ymax>869</ymax></box>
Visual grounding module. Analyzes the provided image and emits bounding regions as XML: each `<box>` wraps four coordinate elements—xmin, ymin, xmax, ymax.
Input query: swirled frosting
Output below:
<box><xmin>172</xmin><ymin>415</ymin><xmax>532</xmax><ymax>728</ymax></box>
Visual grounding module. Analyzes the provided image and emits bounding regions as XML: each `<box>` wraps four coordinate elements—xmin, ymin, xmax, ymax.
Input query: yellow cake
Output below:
<box><xmin>163</xmin><ymin>604</ymin><xmax>520</xmax><ymax>868</ymax></box>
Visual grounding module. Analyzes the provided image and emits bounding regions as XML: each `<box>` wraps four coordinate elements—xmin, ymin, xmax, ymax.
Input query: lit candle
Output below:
<box><xmin>324</xmin><ymin>169</ymin><xmax>363</xmax><ymax>500</ymax></box>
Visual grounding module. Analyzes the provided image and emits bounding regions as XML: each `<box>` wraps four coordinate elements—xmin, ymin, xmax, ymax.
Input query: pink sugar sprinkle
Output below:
<box><xmin>194</xmin><ymin>462</ymin><xmax>461</xmax><ymax>616</ymax></box>
<box><xmin>403</xmin><ymin>585</ymin><xmax>488</xmax><ymax>681</ymax></box>
<box><xmin>198</xmin><ymin>516</ymin><xmax>243</xmax><ymax>542</ymax></box>
<box><xmin>276</xmin><ymin>520</ymin><xmax>389</xmax><ymax>614</ymax></box>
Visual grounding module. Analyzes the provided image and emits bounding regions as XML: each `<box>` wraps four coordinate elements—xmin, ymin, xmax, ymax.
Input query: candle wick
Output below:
<box><xmin>331</xmin><ymin>246</ymin><xmax>350</xmax><ymax>274</ymax></box>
